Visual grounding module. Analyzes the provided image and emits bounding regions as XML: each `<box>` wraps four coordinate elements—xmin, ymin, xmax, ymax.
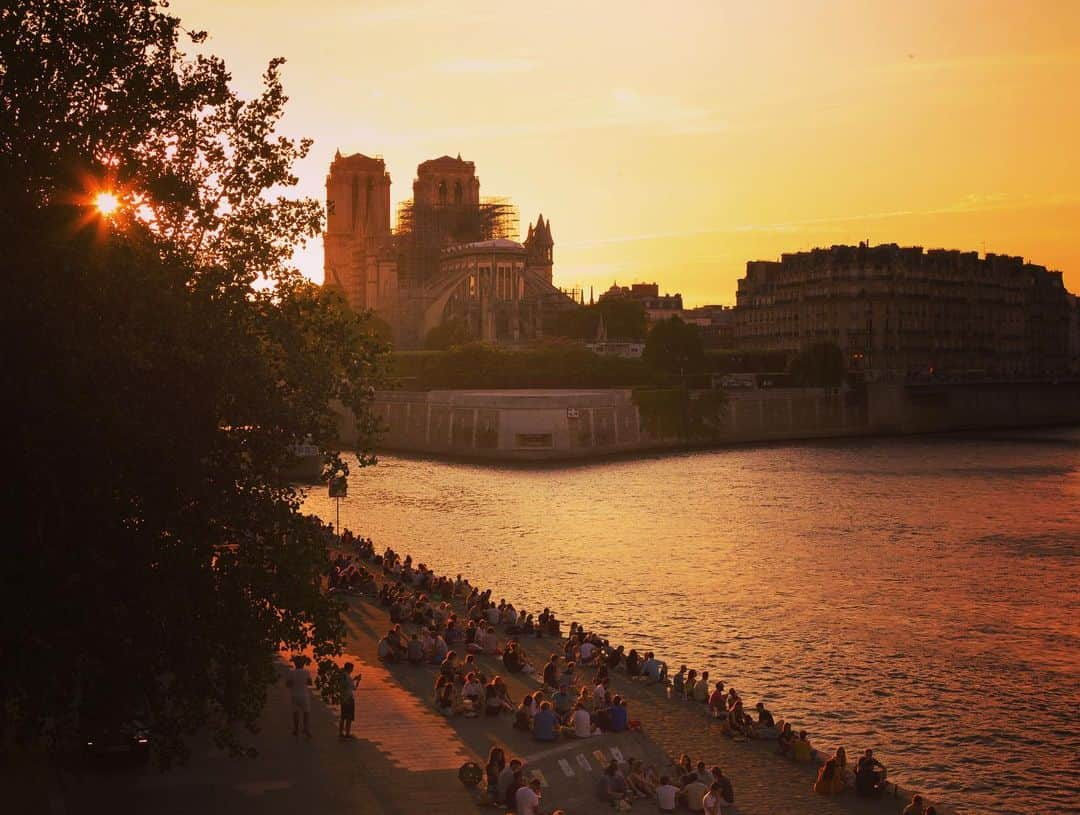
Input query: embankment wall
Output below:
<box><xmin>335</xmin><ymin>381</ymin><xmax>1080</xmax><ymax>461</ymax></box>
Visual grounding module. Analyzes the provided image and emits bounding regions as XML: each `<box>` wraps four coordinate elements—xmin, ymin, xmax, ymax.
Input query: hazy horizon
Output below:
<box><xmin>170</xmin><ymin>0</ymin><xmax>1080</xmax><ymax>306</ymax></box>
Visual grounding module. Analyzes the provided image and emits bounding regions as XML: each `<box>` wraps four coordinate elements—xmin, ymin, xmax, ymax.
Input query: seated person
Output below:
<box><xmin>568</xmin><ymin>702</ymin><xmax>598</xmax><ymax>738</ymax></box>
<box><xmin>502</xmin><ymin>642</ymin><xmax>524</xmax><ymax>673</ymax></box>
<box><xmin>709</xmin><ymin>767</ymin><xmax>734</xmax><ymax>806</ymax></box>
<box><xmin>377</xmin><ymin>635</ymin><xmax>397</xmax><ymax>663</ymax></box>
<box><xmin>461</xmin><ymin>672</ymin><xmax>484</xmax><ymax>711</ymax></box>
<box><xmin>679</xmin><ymin>773</ymin><xmax>708</xmax><ymax>812</ymax></box>
<box><xmin>692</xmin><ymin>671</ymin><xmax>710</xmax><ymax>703</ymax></box>
<box><xmin>481</xmin><ymin>626</ymin><xmax>499</xmax><ymax>656</ymax></box>
<box><xmin>755</xmin><ymin>701</ymin><xmax>776</xmax><ymax>727</ymax></box>
<box><xmin>855</xmin><ymin>749</ymin><xmax>887</xmax><ymax>797</ymax></box>
<box><xmin>406</xmin><ymin>633</ymin><xmax>424</xmax><ymax>664</ymax></box>
<box><xmin>626</xmin><ymin>758</ymin><xmax>656</xmax><ymax>799</ymax></box>
<box><xmin>542</xmin><ymin>654</ymin><xmax>559</xmax><ymax>688</ymax></box>
<box><xmin>513</xmin><ymin>701</ymin><xmax>532</xmax><ymax>732</ymax></box>
<box><xmin>707</xmin><ymin>682</ymin><xmax>726</xmax><ymax>717</ymax></box>
<box><xmin>532</xmin><ymin>701</ymin><xmax>559</xmax><ymax>742</ymax></box>
<box><xmin>813</xmin><ymin>757</ymin><xmax>843</xmax><ymax>795</ymax></box>
<box><xmin>595</xmin><ymin>762</ymin><xmax>629</xmax><ymax>804</ymax></box>
<box><xmin>438</xmin><ymin>651</ymin><xmax>457</xmax><ymax>679</ymax></box>
<box><xmin>671</xmin><ymin>665</ymin><xmax>687</xmax><ymax>696</ymax></box>
<box><xmin>642</xmin><ymin>652</ymin><xmax>666</xmax><ymax>684</ymax></box>
<box><xmin>793</xmin><ymin>730</ymin><xmax>813</xmax><ymax>761</ymax></box>
<box><xmin>608</xmin><ymin>695</ymin><xmax>629</xmax><ymax>732</ymax></box>
<box><xmin>485</xmin><ymin>677</ymin><xmax>513</xmax><ymax>717</ymax></box>
<box><xmin>683</xmin><ymin>669</ymin><xmax>698</xmax><ymax>700</ymax></box>
<box><xmin>656</xmin><ymin>776</ymin><xmax>680</xmax><ymax>814</ymax></box>
<box><xmin>578</xmin><ymin>638</ymin><xmax>597</xmax><ymax>665</ymax></box>
<box><xmin>777</xmin><ymin>722</ymin><xmax>795</xmax><ymax>757</ymax></box>
<box><xmin>434</xmin><ymin>677</ymin><xmax>457</xmax><ymax>716</ymax></box>
<box><xmin>552</xmin><ymin>688</ymin><xmax>573</xmax><ymax>722</ymax></box>
<box><xmin>625</xmin><ymin>649</ymin><xmax>641</xmax><ymax>677</ymax></box>
<box><xmin>558</xmin><ymin>661</ymin><xmax>576</xmax><ymax>692</ymax></box>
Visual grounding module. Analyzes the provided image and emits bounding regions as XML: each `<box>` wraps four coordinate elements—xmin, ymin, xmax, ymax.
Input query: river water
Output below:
<box><xmin>305</xmin><ymin>428</ymin><xmax>1080</xmax><ymax>814</ymax></box>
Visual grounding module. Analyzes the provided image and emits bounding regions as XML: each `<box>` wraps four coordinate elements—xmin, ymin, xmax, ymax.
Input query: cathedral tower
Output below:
<box><xmin>524</xmin><ymin>213</ymin><xmax>554</xmax><ymax>285</ymax></box>
<box><xmin>323</xmin><ymin>151</ymin><xmax>395</xmax><ymax>313</ymax></box>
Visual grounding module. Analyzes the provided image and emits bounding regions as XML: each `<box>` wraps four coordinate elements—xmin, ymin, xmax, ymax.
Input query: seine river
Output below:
<box><xmin>305</xmin><ymin>428</ymin><xmax>1080</xmax><ymax>814</ymax></box>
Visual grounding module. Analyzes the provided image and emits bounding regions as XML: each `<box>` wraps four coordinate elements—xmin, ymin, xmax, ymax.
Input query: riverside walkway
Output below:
<box><xmin>35</xmin><ymin>575</ymin><xmax>947</xmax><ymax>814</ymax></box>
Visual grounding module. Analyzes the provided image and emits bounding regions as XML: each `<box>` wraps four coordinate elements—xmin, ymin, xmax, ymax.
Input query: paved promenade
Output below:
<box><xmin>27</xmin><ymin>575</ymin><xmax>949</xmax><ymax>814</ymax></box>
<box><xmin>340</xmin><ymin>590</ymin><xmax>944</xmax><ymax>815</ymax></box>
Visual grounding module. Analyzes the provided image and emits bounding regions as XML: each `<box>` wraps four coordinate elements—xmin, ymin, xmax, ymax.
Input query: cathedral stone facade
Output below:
<box><xmin>323</xmin><ymin>152</ymin><xmax>572</xmax><ymax>348</ymax></box>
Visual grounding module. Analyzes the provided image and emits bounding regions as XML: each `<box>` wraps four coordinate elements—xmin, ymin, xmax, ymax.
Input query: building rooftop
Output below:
<box><xmin>443</xmin><ymin>238</ymin><xmax>526</xmax><ymax>254</ymax></box>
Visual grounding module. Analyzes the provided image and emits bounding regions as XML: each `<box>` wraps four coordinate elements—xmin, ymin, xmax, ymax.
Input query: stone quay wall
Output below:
<box><xmin>334</xmin><ymin>380</ymin><xmax>1080</xmax><ymax>461</ymax></box>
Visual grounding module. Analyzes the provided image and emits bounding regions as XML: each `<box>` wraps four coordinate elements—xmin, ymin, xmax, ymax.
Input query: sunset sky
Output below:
<box><xmin>171</xmin><ymin>0</ymin><xmax>1080</xmax><ymax>305</ymax></box>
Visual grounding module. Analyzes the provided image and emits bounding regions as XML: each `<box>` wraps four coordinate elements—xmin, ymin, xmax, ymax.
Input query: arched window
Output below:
<box><xmin>454</xmin><ymin>181</ymin><xmax>463</xmax><ymax>204</ymax></box>
<box><xmin>350</xmin><ymin>176</ymin><xmax>360</xmax><ymax>230</ymax></box>
<box><xmin>438</xmin><ymin>180</ymin><xmax>447</xmax><ymax>205</ymax></box>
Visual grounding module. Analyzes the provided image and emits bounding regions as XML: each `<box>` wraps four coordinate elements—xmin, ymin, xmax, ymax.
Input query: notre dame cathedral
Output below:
<box><xmin>323</xmin><ymin>151</ymin><xmax>574</xmax><ymax>348</ymax></box>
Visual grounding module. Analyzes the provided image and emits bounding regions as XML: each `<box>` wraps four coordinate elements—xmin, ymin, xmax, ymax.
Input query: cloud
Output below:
<box><xmin>563</xmin><ymin>193</ymin><xmax>1080</xmax><ymax>249</ymax></box>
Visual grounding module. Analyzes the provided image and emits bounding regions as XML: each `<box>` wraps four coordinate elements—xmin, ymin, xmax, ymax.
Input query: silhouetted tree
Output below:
<box><xmin>424</xmin><ymin>318</ymin><xmax>472</xmax><ymax>350</ymax></box>
<box><xmin>546</xmin><ymin>299</ymin><xmax>647</xmax><ymax>341</ymax></box>
<box><xmin>787</xmin><ymin>342</ymin><xmax>847</xmax><ymax>387</ymax></box>
<box><xmin>0</xmin><ymin>0</ymin><xmax>385</xmax><ymax>765</ymax></box>
<box><xmin>643</xmin><ymin>316</ymin><xmax>705</xmax><ymax>373</ymax></box>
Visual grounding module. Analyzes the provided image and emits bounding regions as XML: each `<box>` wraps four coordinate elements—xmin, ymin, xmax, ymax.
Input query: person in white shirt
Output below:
<box><xmin>703</xmin><ymin>781</ymin><xmax>724</xmax><ymax>815</ymax></box>
<box><xmin>515</xmin><ymin>778</ymin><xmax>543</xmax><ymax>815</ymax></box>
<box><xmin>656</xmin><ymin>776</ymin><xmax>680</xmax><ymax>813</ymax></box>
<box><xmin>285</xmin><ymin>655</ymin><xmax>312</xmax><ymax>738</ymax></box>
<box><xmin>692</xmin><ymin>670</ymin><xmax>710</xmax><ymax>703</ymax></box>
<box><xmin>572</xmin><ymin>703</ymin><xmax>596</xmax><ymax>737</ymax></box>
<box><xmin>579</xmin><ymin>640</ymin><xmax>596</xmax><ymax>664</ymax></box>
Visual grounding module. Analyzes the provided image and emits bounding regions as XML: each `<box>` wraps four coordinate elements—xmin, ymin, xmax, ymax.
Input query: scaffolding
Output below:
<box><xmin>394</xmin><ymin>197</ymin><xmax>520</xmax><ymax>285</ymax></box>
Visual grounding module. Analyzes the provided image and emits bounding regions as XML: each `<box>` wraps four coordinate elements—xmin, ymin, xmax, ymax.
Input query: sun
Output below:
<box><xmin>94</xmin><ymin>191</ymin><xmax>120</xmax><ymax>217</ymax></box>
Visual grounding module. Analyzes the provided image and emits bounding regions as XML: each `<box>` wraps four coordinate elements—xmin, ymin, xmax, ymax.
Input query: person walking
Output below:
<box><xmin>337</xmin><ymin>662</ymin><xmax>360</xmax><ymax>738</ymax></box>
<box><xmin>286</xmin><ymin>655</ymin><xmax>313</xmax><ymax>738</ymax></box>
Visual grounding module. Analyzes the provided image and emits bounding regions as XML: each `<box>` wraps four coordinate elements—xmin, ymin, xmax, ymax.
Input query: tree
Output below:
<box><xmin>544</xmin><ymin>299</ymin><xmax>647</xmax><ymax>341</ymax></box>
<box><xmin>424</xmin><ymin>317</ymin><xmax>472</xmax><ymax>350</ymax></box>
<box><xmin>643</xmin><ymin>316</ymin><xmax>705</xmax><ymax>374</ymax></box>
<box><xmin>0</xmin><ymin>0</ymin><xmax>385</xmax><ymax>764</ymax></box>
<box><xmin>787</xmin><ymin>342</ymin><xmax>847</xmax><ymax>387</ymax></box>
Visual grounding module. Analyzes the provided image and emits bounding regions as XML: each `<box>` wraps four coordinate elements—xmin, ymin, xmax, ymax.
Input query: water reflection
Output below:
<box><xmin>306</xmin><ymin>428</ymin><xmax>1080</xmax><ymax>814</ymax></box>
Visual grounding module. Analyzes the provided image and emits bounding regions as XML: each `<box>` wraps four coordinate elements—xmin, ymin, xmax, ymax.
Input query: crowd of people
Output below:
<box><xmin>312</xmin><ymin>527</ymin><xmax>918</xmax><ymax>814</ymax></box>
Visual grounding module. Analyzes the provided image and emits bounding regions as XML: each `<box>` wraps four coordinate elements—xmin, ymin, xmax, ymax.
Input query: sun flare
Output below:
<box><xmin>94</xmin><ymin>192</ymin><xmax>120</xmax><ymax>217</ymax></box>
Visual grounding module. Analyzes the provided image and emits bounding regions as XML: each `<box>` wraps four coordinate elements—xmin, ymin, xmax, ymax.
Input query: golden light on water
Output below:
<box><xmin>94</xmin><ymin>192</ymin><xmax>120</xmax><ymax>217</ymax></box>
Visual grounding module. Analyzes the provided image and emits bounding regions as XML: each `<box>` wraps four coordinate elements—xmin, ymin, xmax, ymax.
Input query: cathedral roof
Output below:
<box><xmin>443</xmin><ymin>238</ymin><xmax>526</xmax><ymax>254</ymax></box>
<box><xmin>331</xmin><ymin>151</ymin><xmax>385</xmax><ymax>170</ymax></box>
<box><xmin>418</xmin><ymin>154</ymin><xmax>475</xmax><ymax>172</ymax></box>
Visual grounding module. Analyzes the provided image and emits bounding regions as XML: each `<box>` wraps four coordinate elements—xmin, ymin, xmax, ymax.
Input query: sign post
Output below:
<box><xmin>328</xmin><ymin>475</ymin><xmax>348</xmax><ymax>537</ymax></box>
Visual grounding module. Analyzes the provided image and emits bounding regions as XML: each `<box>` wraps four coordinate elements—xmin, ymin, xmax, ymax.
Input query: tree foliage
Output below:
<box><xmin>643</xmin><ymin>316</ymin><xmax>705</xmax><ymax>374</ymax></box>
<box><xmin>0</xmin><ymin>0</ymin><xmax>385</xmax><ymax>764</ymax></box>
<box><xmin>392</xmin><ymin>342</ymin><xmax>669</xmax><ymax>389</ymax></box>
<box><xmin>423</xmin><ymin>317</ymin><xmax>472</xmax><ymax>350</ymax></box>
<box><xmin>545</xmin><ymin>298</ymin><xmax>648</xmax><ymax>341</ymax></box>
<box><xmin>787</xmin><ymin>342</ymin><xmax>847</xmax><ymax>387</ymax></box>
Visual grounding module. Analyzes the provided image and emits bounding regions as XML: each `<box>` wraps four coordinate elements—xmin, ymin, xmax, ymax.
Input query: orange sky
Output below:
<box><xmin>171</xmin><ymin>0</ymin><xmax>1080</xmax><ymax>305</ymax></box>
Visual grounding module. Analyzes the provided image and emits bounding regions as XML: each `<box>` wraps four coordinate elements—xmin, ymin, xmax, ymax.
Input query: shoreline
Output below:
<box><xmin>332</xmin><ymin>539</ymin><xmax>956</xmax><ymax>815</ymax></box>
<box><xmin>358</xmin><ymin>421</ymin><xmax>1080</xmax><ymax>469</ymax></box>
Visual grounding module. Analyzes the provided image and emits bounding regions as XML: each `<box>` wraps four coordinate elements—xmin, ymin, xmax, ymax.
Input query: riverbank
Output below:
<box><xmin>306</xmin><ymin>433</ymin><xmax>1079</xmax><ymax>813</ymax></box>
<box><xmin>333</xmin><ymin>544</ymin><xmax>952</xmax><ymax>815</ymax></box>
<box><xmin>340</xmin><ymin>381</ymin><xmax>1080</xmax><ymax>462</ymax></box>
